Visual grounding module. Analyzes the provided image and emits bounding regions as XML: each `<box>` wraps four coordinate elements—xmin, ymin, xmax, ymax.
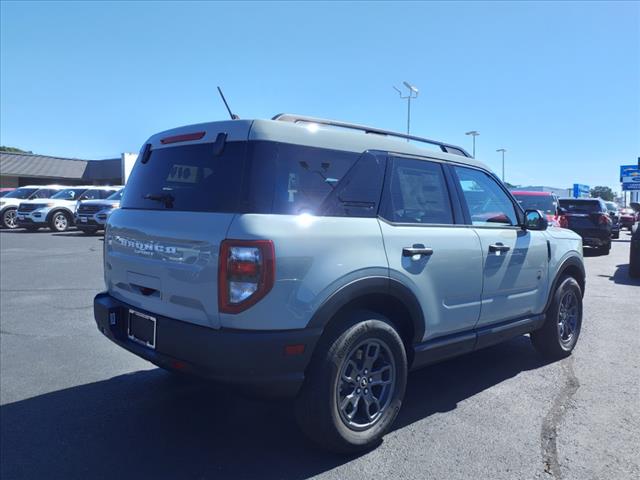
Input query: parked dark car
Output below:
<box><xmin>558</xmin><ymin>198</ymin><xmax>612</xmax><ymax>254</ymax></box>
<box><xmin>604</xmin><ymin>201</ymin><xmax>621</xmax><ymax>239</ymax></box>
<box><xmin>619</xmin><ymin>207</ymin><xmax>636</xmax><ymax>230</ymax></box>
<box><xmin>630</xmin><ymin>222</ymin><xmax>640</xmax><ymax>278</ymax></box>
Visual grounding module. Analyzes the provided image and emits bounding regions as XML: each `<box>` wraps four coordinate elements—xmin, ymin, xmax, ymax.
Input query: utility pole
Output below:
<box><xmin>393</xmin><ymin>81</ymin><xmax>419</xmax><ymax>138</ymax></box>
<box><xmin>465</xmin><ymin>131</ymin><xmax>480</xmax><ymax>158</ymax></box>
<box><xmin>496</xmin><ymin>148</ymin><xmax>507</xmax><ymax>182</ymax></box>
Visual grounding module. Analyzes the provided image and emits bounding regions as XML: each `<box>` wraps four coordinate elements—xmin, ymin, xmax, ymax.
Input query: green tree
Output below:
<box><xmin>590</xmin><ymin>186</ymin><xmax>614</xmax><ymax>201</ymax></box>
<box><xmin>0</xmin><ymin>146</ymin><xmax>32</xmax><ymax>154</ymax></box>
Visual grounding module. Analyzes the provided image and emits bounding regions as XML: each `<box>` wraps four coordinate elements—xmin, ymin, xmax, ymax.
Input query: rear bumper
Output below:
<box><xmin>93</xmin><ymin>292</ymin><xmax>321</xmax><ymax>397</ymax></box>
<box><xmin>568</xmin><ymin>228</ymin><xmax>610</xmax><ymax>246</ymax></box>
<box><xmin>76</xmin><ymin>213</ymin><xmax>108</xmax><ymax>228</ymax></box>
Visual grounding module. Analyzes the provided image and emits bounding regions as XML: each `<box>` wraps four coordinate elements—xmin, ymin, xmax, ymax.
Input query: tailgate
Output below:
<box><xmin>105</xmin><ymin>209</ymin><xmax>234</xmax><ymax>328</ymax></box>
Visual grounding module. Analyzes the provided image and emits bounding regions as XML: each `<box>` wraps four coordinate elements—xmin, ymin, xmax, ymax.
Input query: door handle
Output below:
<box><xmin>402</xmin><ymin>247</ymin><xmax>434</xmax><ymax>257</ymax></box>
<box><xmin>489</xmin><ymin>243</ymin><xmax>510</xmax><ymax>254</ymax></box>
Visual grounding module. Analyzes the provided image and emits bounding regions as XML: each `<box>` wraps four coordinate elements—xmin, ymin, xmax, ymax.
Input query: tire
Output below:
<box><xmin>531</xmin><ymin>276</ymin><xmax>582</xmax><ymax>360</ymax></box>
<box><xmin>599</xmin><ymin>241</ymin><xmax>611</xmax><ymax>255</ymax></box>
<box><xmin>49</xmin><ymin>211</ymin><xmax>71</xmax><ymax>232</ymax></box>
<box><xmin>2</xmin><ymin>208</ymin><xmax>18</xmax><ymax>229</ymax></box>
<box><xmin>295</xmin><ymin>311</ymin><xmax>407</xmax><ymax>454</ymax></box>
<box><xmin>612</xmin><ymin>233</ymin><xmax>619</xmax><ymax>240</ymax></box>
<box><xmin>630</xmin><ymin>249</ymin><xmax>640</xmax><ymax>278</ymax></box>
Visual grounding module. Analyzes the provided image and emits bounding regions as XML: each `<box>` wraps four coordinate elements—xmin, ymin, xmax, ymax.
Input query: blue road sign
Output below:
<box><xmin>573</xmin><ymin>184</ymin><xmax>590</xmax><ymax>198</ymax></box>
<box><xmin>621</xmin><ymin>164</ymin><xmax>640</xmax><ymax>190</ymax></box>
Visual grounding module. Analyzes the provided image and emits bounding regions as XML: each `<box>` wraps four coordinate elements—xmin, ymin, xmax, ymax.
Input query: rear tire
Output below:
<box><xmin>295</xmin><ymin>311</ymin><xmax>407</xmax><ymax>454</ymax></box>
<box><xmin>49</xmin><ymin>211</ymin><xmax>71</xmax><ymax>232</ymax></box>
<box><xmin>531</xmin><ymin>276</ymin><xmax>582</xmax><ymax>360</ymax></box>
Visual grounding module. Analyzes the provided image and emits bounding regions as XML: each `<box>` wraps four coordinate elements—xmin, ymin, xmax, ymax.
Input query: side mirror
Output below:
<box><xmin>523</xmin><ymin>209</ymin><xmax>548</xmax><ymax>231</ymax></box>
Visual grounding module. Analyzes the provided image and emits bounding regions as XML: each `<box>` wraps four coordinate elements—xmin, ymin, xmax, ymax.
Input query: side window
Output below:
<box><xmin>454</xmin><ymin>166</ymin><xmax>518</xmax><ymax>226</ymax></box>
<box><xmin>381</xmin><ymin>157</ymin><xmax>453</xmax><ymax>225</ymax></box>
<box><xmin>81</xmin><ymin>190</ymin><xmax>100</xmax><ymax>200</ymax></box>
<box><xmin>34</xmin><ymin>189</ymin><xmax>50</xmax><ymax>198</ymax></box>
<box><xmin>320</xmin><ymin>152</ymin><xmax>386</xmax><ymax>218</ymax></box>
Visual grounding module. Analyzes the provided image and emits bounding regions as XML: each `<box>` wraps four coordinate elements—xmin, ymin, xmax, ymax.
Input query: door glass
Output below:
<box><xmin>454</xmin><ymin>166</ymin><xmax>518</xmax><ymax>226</ymax></box>
<box><xmin>381</xmin><ymin>157</ymin><xmax>453</xmax><ymax>224</ymax></box>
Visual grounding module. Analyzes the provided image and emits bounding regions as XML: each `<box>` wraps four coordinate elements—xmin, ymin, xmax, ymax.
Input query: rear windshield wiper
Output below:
<box><xmin>144</xmin><ymin>192</ymin><xmax>174</xmax><ymax>208</ymax></box>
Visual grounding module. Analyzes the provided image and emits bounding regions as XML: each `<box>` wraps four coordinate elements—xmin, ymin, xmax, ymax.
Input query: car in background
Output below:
<box><xmin>0</xmin><ymin>188</ymin><xmax>16</xmax><ymax>198</ymax></box>
<box><xmin>604</xmin><ymin>201</ymin><xmax>621</xmax><ymax>239</ymax></box>
<box><xmin>0</xmin><ymin>185</ymin><xmax>64</xmax><ymax>229</ymax></box>
<box><xmin>630</xmin><ymin>222</ymin><xmax>640</xmax><ymax>278</ymax></box>
<box><xmin>558</xmin><ymin>197</ymin><xmax>612</xmax><ymax>254</ymax></box>
<box><xmin>75</xmin><ymin>188</ymin><xmax>124</xmax><ymax>234</ymax></box>
<box><xmin>511</xmin><ymin>191</ymin><xmax>560</xmax><ymax>226</ymax></box>
<box><xmin>16</xmin><ymin>186</ymin><xmax>122</xmax><ymax>232</ymax></box>
<box><xmin>619</xmin><ymin>207</ymin><xmax>636</xmax><ymax>230</ymax></box>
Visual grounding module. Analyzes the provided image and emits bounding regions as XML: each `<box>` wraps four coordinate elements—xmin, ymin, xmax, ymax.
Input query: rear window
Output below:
<box><xmin>121</xmin><ymin>142</ymin><xmax>246</xmax><ymax>212</ymax></box>
<box><xmin>513</xmin><ymin>194</ymin><xmax>557</xmax><ymax>215</ymax></box>
<box><xmin>559</xmin><ymin>199</ymin><xmax>602</xmax><ymax>213</ymax></box>
<box><xmin>122</xmin><ymin>140</ymin><xmax>375</xmax><ymax>216</ymax></box>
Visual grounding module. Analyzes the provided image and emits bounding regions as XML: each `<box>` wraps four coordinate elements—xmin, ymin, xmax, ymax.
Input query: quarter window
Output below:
<box><xmin>454</xmin><ymin>166</ymin><xmax>518</xmax><ymax>226</ymax></box>
<box><xmin>381</xmin><ymin>157</ymin><xmax>453</xmax><ymax>224</ymax></box>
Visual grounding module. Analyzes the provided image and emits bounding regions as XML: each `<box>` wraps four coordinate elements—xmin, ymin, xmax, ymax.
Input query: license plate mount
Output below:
<box><xmin>128</xmin><ymin>309</ymin><xmax>156</xmax><ymax>349</ymax></box>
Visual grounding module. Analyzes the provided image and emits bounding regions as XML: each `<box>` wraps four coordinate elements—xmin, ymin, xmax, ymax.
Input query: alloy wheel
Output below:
<box><xmin>336</xmin><ymin>338</ymin><xmax>396</xmax><ymax>430</ymax></box>
<box><xmin>54</xmin><ymin>213</ymin><xmax>68</xmax><ymax>231</ymax></box>
<box><xmin>557</xmin><ymin>290</ymin><xmax>579</xmax><ymax>347</ymax></box>
<box><xmin>4</xmin><ymin>209</ymin><xmax>17</xmax><ymax>229</ymax></box>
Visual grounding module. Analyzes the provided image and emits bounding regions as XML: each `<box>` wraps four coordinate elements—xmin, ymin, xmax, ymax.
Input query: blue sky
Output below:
<box><xmin>1</xmin><ymin>1</ymin><xmax>638</xmax><ymax>192</ymax></box>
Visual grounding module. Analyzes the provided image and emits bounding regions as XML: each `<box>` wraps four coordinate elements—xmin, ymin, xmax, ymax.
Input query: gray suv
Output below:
<box><xmin>94</xmin><ymin>114</ymin><xmax>585</xmax><ymax>453</ymax></box>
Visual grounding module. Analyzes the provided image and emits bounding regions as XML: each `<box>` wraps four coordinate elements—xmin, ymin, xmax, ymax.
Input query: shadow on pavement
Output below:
<box><xmin>599</xmin><ymin>264</ymin><xmax>640</xmax><ymax>286</ymax></box>
<box><xmin>0</xmin><ymin>336</ymin><xmax>551</xmax><ymax>480</ymax></box>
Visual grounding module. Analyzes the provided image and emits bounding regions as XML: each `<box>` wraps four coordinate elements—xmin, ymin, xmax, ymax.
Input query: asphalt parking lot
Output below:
<box><xmin>0</xmin><ymin>228</ymin><xmax>638</xmax><ymax>480</ymax></box>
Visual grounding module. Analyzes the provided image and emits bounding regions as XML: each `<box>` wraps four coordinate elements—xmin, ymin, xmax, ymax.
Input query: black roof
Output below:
<box><xmin>0</xmin><ymin>152</ymin><xmax>121</xmax><ymax>181</ymax></box>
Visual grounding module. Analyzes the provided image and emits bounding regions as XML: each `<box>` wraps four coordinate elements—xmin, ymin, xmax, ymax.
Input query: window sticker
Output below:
<box><xmin>167</xmin><ymin>164</ymin><xmax>198</xmax><ymax>183</ymax></box>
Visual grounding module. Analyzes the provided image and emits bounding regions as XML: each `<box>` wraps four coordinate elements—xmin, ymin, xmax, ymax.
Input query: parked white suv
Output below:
<box><xmin>17</xmin><ymin>185</ymin><xmax>121</xmax><ymax>232</ymax></box>
<box><xmin>94</xmin><ymin>115</ymin><xmax>585</xmax><ymax>453</ymax></box>
<box><xmin>0</xmin><ymin>185</ymin><xmax>64</xmax><ymax>229</ymax></box>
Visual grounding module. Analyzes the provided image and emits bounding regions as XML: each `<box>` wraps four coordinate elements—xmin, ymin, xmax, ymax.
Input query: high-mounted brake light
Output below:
<box><xmin>160</xmin><ymin>131</ymin><xmax>206</xmax><ymax>145</ymax></box>
<box><xmin>218</xmin><ymin>240</ymin><xmax>275</xmax><ymax>314</ymax></box>
<box><xmin>558</xmin><ymin>215</ymin><xmax>569</xmax><ymax>228</ymax></box>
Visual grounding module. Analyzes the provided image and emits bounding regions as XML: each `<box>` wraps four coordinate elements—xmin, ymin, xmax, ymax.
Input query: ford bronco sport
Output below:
<box><xmin>94</xmin><ymin>114</ymin><xmax>585</xmax><ymax>453</ymax></box>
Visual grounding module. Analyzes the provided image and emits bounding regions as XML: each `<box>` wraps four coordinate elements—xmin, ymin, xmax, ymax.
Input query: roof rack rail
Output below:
<box><xmin>272</xmin><ymin>113</ymin><xmax>471</xmax><ymax>157</ymax></box>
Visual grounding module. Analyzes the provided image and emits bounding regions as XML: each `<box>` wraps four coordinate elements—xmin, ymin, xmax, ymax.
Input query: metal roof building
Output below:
<box><xmin>0</xmin><ymin>152</ymin><xmax>122</xmax><ymax>188</ymax></box>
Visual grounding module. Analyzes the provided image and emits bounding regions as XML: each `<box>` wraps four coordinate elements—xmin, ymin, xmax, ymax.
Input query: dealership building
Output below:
<box><xmin>0</xmin><ymin>152</ymin><xmax>137</xmax><ymax>188</ymax></box>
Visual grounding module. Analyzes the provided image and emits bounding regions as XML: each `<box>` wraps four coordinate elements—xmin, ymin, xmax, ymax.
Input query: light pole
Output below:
<box><xmin>465</xmin><ymin>131</ymin><xmax>479</xmax><ymax>158</ymax></box>
<box><xmin>496</xmin><ymin>148</ymin><xmax>507</xmax><ymax>182</ymax></box>
<box><xmin>393</xmin><ymin>81</ymin><xmax>419</xmax><ymax>138</ymax></box>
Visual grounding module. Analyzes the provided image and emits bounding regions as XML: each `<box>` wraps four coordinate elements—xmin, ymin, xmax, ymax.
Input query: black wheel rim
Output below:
<box><xmin>336</xmin><ymin>338</ymin><xmax>396</xmax><ymax>430</ymax></box>
<box><xmin>557</xmin><ymin>290</ymin><xmax>579</xmax><ymax>347</ymax></box>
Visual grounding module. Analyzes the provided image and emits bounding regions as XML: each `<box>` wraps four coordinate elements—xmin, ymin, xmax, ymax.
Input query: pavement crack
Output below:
<box><xmin>541</xmin><ymin>355</ymin><xmax>580</xmax><ymax>479</ymax></box>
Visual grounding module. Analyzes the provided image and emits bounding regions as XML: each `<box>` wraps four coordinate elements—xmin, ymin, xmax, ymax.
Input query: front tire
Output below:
<box><xmin>2</xmin><ymin>208</ymin><xmax>18</xmax><ymax>229</ymax></box>
<box><xmin>295</xmin><ymin>311</ymin><xmax>407</xmax><ymax>453</ymax></box>
<box><xmin>49</xmin><ymin>211</ymin><xmax>71</xmax><ymax>232</ymax></box>
<box><xmin>531</xmin><ymin>276</ymin><xmax>582</xmax><ymax>360</ymax></box>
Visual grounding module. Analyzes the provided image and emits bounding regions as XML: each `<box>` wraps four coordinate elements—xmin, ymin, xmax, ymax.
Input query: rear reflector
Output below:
<box><xmin>160</xmin><ymin>131</ymin><xmax>206</xmax><ymax>144</ymax></box>
<box><xmin>284</xmin><ymin>344</ymin><xmax>305</xmax><ymax>356</ymax></box>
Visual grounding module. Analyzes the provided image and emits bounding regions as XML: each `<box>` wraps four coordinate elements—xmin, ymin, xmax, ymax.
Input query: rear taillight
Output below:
<box><xmin>559</xmin><ymin>215</ymin><xmax>569</xmax><ymax>228</ymax></box>
<box><xmin>218</xmin><ymin>240</ymin><xmax>275</xmax><ymax>314</ymax></box>
<box><xmin>598</xmin><ymin>214</ymin><xmax>611</xmax><ymax>225</ymax></box>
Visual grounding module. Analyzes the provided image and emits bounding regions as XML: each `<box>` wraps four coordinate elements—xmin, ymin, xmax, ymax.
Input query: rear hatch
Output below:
<box><xmin>559</xmin><ymin>199</ymin><xmax>607</xmax><ymax>234</ymax></box>
<box><xmin>105</xmin><ymin>126</ymin><xmax>248</xmax><ymax>329</ymax></box>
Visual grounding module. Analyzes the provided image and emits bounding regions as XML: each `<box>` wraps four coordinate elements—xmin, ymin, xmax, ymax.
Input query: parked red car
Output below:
<box><xmin>511</xmin><ymin>191</ymin><xmax>561</xmax><ymax>226</ymax></box>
